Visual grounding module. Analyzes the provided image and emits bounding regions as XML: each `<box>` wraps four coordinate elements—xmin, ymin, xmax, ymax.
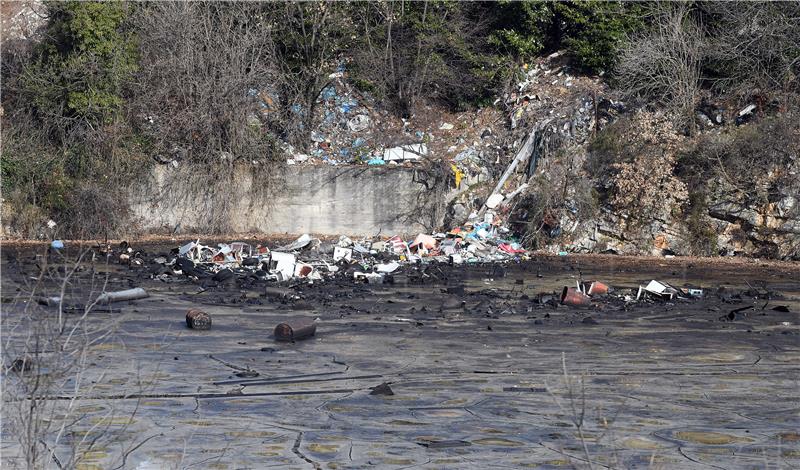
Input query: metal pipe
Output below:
<box><xmin>96</xmin><ymin>288</ymin><xmax>148</xmax><ymax>304</ymax></box>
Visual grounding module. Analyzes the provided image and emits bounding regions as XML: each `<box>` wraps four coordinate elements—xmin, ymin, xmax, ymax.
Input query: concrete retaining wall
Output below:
<box><xmin>129</xmin><ymin>164</ymin><xmax>447</xmax><ymax>236</ymax></box>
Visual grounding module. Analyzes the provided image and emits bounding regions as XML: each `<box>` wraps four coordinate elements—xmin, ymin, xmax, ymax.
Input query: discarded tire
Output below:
<box><xmin>561</xmin><ymin>287</ymin><xmax>591</xmax><ymax>307</ymax></box>
<box><xmin>242</xmin><ymin>257</ymin><xmax>260</xmax><ymax>267</ymax></box>
<box><xmin>186</xmin><ymin>309</ymin><xmax>212</xmax><ymax>330</ymax></box>
<box><xmin>176</xmin><ymin>257</ymin><xmax>195</xmax><ymax>273</ymax></box>
<box><xmin>212</xmin><ymin>268</ymin><xmax>234</xmax><ymax>283</ymax></box>
<box><xmin>274</xmin><ymin>317</ymin><xmax>316</xmax><ymax>341</ymax></box>
<box><xmin>11</xmin><ymin>355</ymin><xmax>33</xmax><ymax>372</ymax></box>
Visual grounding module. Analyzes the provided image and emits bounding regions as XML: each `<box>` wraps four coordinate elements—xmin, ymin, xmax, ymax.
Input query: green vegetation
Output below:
<box><xmin>24</xmin><ymin>1</ymin><xmax>137</xmax><ymax>124</ymax></box>
<box><xmin>2</xmin><ymin>1</ymin><xmax>141</xmax><ymax>237</ymax></box>
<box><xmin>683</xmin><ymin>190</ymin><xmax>718</xmax><ymax>256</ymax></box>
<box><xmin>2</xmin><ymin>1</ymin><xmax>798</xmax><ymax>238</ymax></box>
<box><xmin>552</xmin><ymin>1</ymin><xmax>644</xmax><ymax>73</ymax></box>
<box><xmin>486</xmin><ymin>1</ymin><xmax>553</xmax><ymax>59</ymax></box>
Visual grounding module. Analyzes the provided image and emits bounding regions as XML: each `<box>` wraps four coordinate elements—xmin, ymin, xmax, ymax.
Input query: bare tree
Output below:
<box><xmin>2</xmin><ymin>247</ymin><xmax>155</xmax><ymax>468</ymax></box>
<box><xmin>616</xmin><ymin>3</ymin><xmax>706</xmax><ymax>129</ymax></box>
<box><xmin>267</xmin><ymin>1</ymin><xmax>353</xmax><ymax>148</ymax></box>
<box><xmin>703</xmin><ymin>1</ymin><xmax>800</xmax><ymax>107</ymax></box>
<box><xmin>131</xmin><ymin>2</ymin><xmax>281</xmax><ymax>165</ymax></box>
<box><xmin>352</xmin><ymin>1</ymin><xmax>501</xmax><ymax>117</ymax></box>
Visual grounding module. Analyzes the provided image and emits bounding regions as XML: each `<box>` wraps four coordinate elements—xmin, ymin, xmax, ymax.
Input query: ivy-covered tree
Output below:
<box><xmin>485</xmin><ymin>0</ymin><xmax>553</xmax><ymax>60</ymax></box>
<box><xmin>552</xmin><ymin>0</ymin><xmax>644</xmax><ymax>74</ymax></box>
<box><xmin>22</xmin><ymin>0</ymin><xmax>137</xmax><ymax>128</ymax></box>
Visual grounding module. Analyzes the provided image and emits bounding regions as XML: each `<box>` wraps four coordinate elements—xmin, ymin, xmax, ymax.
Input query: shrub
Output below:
<box><xmin>589</xmin><ymin>112</ymin><xmax>689</xmax><ymax>225</ymax></box>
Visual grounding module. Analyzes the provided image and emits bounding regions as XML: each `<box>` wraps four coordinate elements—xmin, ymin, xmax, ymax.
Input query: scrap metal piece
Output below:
<box><xmin>294</xmin><ymin>262</ymin><xmax>315</xmax><ymax>278</ymax></box>
<box><xmin>269</xmin><ymin>252</ymin><xmax>296</xmax><ymax>280</ymax></box>
<box><xmin>278</xmin><ymin>234</ymin><xmax>319</xmax><ymax>252</ymax></box>
<box><xmin>383</xmin><ymin>143</ymin><xmax>427</xmax><ymax>161</ymax></box>
<box><xmin>333</xmin><ymin>247</ymin><xmax>352</xmax><ymax>262</ymax></box>
<box><xmin>354</xmin><ymin>271</ymin><xmax>384</xmax><ymax>284</ymax></box>
<box><xmin>375</xmin><ymin>262</ymin><xmax>400</xmax><ymax>273</ymax></box>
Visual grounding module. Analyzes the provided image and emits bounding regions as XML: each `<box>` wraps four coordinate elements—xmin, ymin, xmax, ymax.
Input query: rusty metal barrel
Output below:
<box><xmin>561</xmin><ymin>287</ymin><xmax>592</xmax><ymax>307</ymax></box>
<box><xmin>586</xmin><ymin>281</ymin><xmax>609</xmax><ymax>296</ymax></box>
<box><xmin>274</xmin><ymin>317</ymin><xmax>316</xmax><ymax>341</ymax></box>
<box><xmin>186</xmin><ymin>309</ymin><xmax>212</xmax><ymax>330</ymax></box>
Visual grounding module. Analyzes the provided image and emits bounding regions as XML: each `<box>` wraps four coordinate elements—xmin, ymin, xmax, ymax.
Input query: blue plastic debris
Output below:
<box><xmin>321</xmin><ymin>86</ymin><xmax>336</xmax><ymax>101</ymax></box>
<box><xmin>51</xmin><ymin>240</ymin><xmax>64</xmax><ymax>250</ymax></box>
<box><xmin>367</xmin><ymin>158</ymin><xmax>385</xmax><ymax>165</ymax></box>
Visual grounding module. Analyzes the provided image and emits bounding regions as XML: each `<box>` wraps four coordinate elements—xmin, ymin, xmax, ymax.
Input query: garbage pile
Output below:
<box><xmin>262</xmin><ymin>70</ymin><xmax>434</xmax><ymax>167</ymax></box>
<box><xmin>153</xmin><ymin>224</ymin><xmax>528</xmax><ymax>286</ymax></box>
<box><xmin>283</xmin><ymin>73</ymin><xmax>385</xmax><ymax>166</ymax></box>
<box><xmin>252</xmin><ymin>62</ymin><xmax>506</xmax><ymax>173</ymax></box>
<box><xmin>552</xmin><ymin>278</ymin><xmax>708</xmax><ymax>310</ymax></box>
<box><xmin>505</xmin><ymin>51</ymin><xmax>621</xmax><ymax>143</ymax></box>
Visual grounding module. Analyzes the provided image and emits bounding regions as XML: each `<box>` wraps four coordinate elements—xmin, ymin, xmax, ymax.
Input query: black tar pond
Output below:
<box><xmin>2</xmin><ymin>243</ymin><xmax>799</xmax><ymax>469</ymax></box>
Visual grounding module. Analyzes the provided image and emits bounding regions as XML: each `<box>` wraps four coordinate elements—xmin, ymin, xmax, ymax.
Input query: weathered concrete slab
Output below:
<box><xmin>129</xmin><ymin>165</ymin><xmax>447</xmax><ymax>236</ymax></box>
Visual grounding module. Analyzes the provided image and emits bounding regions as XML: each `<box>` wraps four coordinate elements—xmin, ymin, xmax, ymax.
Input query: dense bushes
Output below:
<box><xmin>616</xmin><ymin>2</ymin><xmax>800</xmax><ymax>128</ymax></box>
<box><xmin>676</xmin><ymin>113</ymin><xmax>800</xmax><ymax>202</ymax></box>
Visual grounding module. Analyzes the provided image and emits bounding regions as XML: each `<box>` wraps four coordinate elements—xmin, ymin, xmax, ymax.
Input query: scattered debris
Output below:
<box><xmin>636</xmin><ymin>280</ymin><xmax>679</xmax><ymax>301</ymax></box>
<box><xmin>580</xmin><ymin>280</ymin><xmax>609</xmax><ymax>296</ymax></box>
<box><xmin>735</xmin><ymin>103</ymin><xmax>757</xmax><ymax>126</ymax></box>
<box><xmin>333</xmin><ymin>247</ymin><xmax>352</xmax><ymax>263</ymax></box>
<box><xmin>369</xmin><ymin>382</ymin><xmax>394</xmax><ymax>396</ymax></box>
<box><xmin>722</xmin><ymin>306</ymin><xmax>754</xmax><ymax>322</ymax></box>
<box><xmin>383</xmin><ymin>143</ymin><xmax>428</xmax><ymax>162</ymax></box>
<box><xmin>684</xmin><ymin>288</ymin><xmax>704</xmax><ymax>298</ymax></box>
<box><xmin>164</xmin><ymin>218</ymin><xmax>528</xmax><ymax>286</ymax></box>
